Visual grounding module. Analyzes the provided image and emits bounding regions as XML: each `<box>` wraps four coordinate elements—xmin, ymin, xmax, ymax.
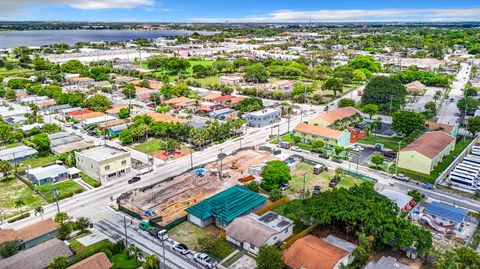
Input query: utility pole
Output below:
<box><xmin>395</xmin><ymin>141</ymin><xmax>402</xmax><ymax>175</ymax></box>
<box><xmin>52</xmin><ymin>181</ymin><xmax>60</xmax><ymax>214</ymax></box>
<box><xmin>189</xmin><ymin>147</ymin><xmax>194</xmax><ymax>170</ymax></box>
<box><xmin>302</xmin><ymin>173</ymin><xmax>307</xmax><ymax>199</ymax></box>
<box><xmin>123</xmin><ymin>216</ymin><xmax>128</xmax><ymax>246</ymax></box>
<box><xmin>219</xmin><ymin>148</ymin><xmax>224</xmax><ymax>180</ymax></box>
<box><xmin>161</xmin><ymin>240</ymin><xmax>166</xmax><ymax>269</ymax></box>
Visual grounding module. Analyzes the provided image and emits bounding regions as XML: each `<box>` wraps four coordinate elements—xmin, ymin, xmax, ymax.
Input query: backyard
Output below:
<box><xmin>19</xmin><ymin>155</ymin><xmax>60</xmax><ymax>171</ymax></box>
<box><xmin>0</xmin><ymin>177</ymin><xmax>45</xmax><ymax>219</ymax></box>
<box><xmin>357</xmin><ymin>135</ymin><xmax>405</xmax><ymax>150</ymax></box>
<box><xmin>168</xmin><ymin>221</ymin><xmax>235</xmax><ymax>260</ymax></box>
<box><xmin>35</xmin><ymin>180</ymin><xmax>84</xmax><ymax>202</ymax></box>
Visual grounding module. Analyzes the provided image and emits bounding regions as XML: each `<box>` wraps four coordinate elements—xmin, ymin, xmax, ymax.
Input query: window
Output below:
<box><xmin>105</xmin><ymin>165</ymin><xmax>110</xmax><ymax>171</ymax></box>
<box><xmin>250</xmin><ymin>244</ymin><xmax>255</xmax><ymax>250</ymax></box>
<box><xmin>122</xmin><ymin>160</ymin><xmax>127</xmax><ymax>165</ymax></box>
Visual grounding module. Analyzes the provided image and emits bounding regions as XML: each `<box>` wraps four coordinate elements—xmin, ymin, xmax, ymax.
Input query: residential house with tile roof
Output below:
<box><xmin>293</xmin><ymin>123</ymin><xmax>350</xmax><ymax>148</ymax></box>
<box><xmin>308</xmin><ymin>107</ymin><xmax>361</xmax><ymax>128</ymax></box>
<box><xmin>0</xmin><ymin>219</ymin><xmax>59</xmax><ymax>250</ymax></box>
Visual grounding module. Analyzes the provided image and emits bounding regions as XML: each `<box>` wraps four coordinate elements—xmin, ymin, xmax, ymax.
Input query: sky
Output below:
<box><xmin>1</xmin><ymin>0</ymin><xmax>480</xmax><ymax>22</ymax></box>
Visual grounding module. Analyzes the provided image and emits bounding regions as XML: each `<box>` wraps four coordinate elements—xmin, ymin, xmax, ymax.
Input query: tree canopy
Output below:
<box><xmin>392</xmin><ymin>110</ymin><xmax>425</xmax><ymax>136</ymax></box>
<box><xmin>83</xmin><ymin>94</ymin><xmax>113</xmax><ymax>112</ymax></box>
<box><xmin>261</xmin><ymin>160</ymin><xmax>291</xmax><ymax>191</ymax></box>
<box><xmin>362</xmin><ymin>76</ymin><xmax>407</xmax><ymax>113</ymax></box>
<box><xmin>244</xmin><ymin>63</ymin><xmax>269</xmax><ymax>83</ymax></box>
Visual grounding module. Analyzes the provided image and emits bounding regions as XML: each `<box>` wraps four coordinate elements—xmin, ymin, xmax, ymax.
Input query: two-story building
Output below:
<box><xmin>75</xmin><ymin>146</ymin><xmax>131</xmax><ymax>183</ymax></box>
<box><xmin>293</xmin><ymin>123</ymin><xmax>351</xmax><ymax>148</ymax></box>
<box><xmin>245</xmin><ymin>108</ymin><xmax>282</xmax><ymax>128</ymax></box>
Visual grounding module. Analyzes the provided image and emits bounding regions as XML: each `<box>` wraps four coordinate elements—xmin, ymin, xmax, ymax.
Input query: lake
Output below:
<box><xmin>0</xmin><ymin>29</ymin><xmax>213</xmax><ymax>49</ymax></box>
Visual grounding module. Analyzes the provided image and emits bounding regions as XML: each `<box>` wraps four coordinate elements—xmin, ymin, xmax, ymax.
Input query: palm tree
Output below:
<box><xmin>335</xmin><ymin>167</ymin><xmax>345</xmax><ymax>179</ymax></box>
<box><xmin>34</xmin><ymin>206</ymin><xmax>44</xmax><ymax>221</ymax></box>
<box><xmin>128</xmin><ymin>244</ymin><xmax>142</xmax><ymax>260</ymax></box>
<box><xmin>0</xmin><ymin>160</ymin><xmax>12</xmax><ymax>178</ymax></box>
<box><xmin>143</xmin><ymin>255</ymin><xmax>160</xmax><ymax>269</ymax></box>
<box><xmin>14</xmin><ymin>200</ymin><xmax>25</xmax><ymax>213</ymax></box>
<box><xmin>371</xmin><ymin>120</ymin><xmax>382</xmax><ymax>133</ymax></box>
<box><xmin>49</xmin><ymin>256</ymin><xmax>68</xmax><ymax>269</ymax></box>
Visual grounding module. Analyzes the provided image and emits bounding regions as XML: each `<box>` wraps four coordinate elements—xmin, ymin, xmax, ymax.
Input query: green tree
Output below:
<box><xmin>338</xmin><ymin>98</ymin><xmax>355</xmax><ymax>108</ymax></box>
<box><xmin>348</xmin><ymin>55</ymin><xmax>381</xmax><ymax>73</ymax></box>
<box><xmin>143</xmin><ymin>255</ymin><xmax>160</xmax><ymax>269</ymax></box>
<box><xmin>54</xmin><ymin>212</ymin><xmax>69</xmax><ymax>224</ymax></box>
<box><xmin>118</xmin><ymin>108</ymin><xmax>131</xmax><ymax>119</ymax></box>
<box><xmin>362</xmin><ymin>76</ymin><xmax>407</xmax><ymax>113</ymax></box>
<box><xmin>257</xmin><ymin>245</ymin><xmax>284</xmax><ymax>269</ymax></box>
<box><xmin>407</xmin><ymin>190</ymin><xmax>425</xmax><ymax>203</ymax></box>
<box><xmin>14</xmin><ymin>199</ymin><xmax>25</xmax><ymax>213</ymax></box>
<box><xmin>244</xmin><ymin>63</ymin><xmax>269</xmax><ymax>83</ymax></box>
<box><xmin>0</xmin><ymin>160</ymin><xmax>12</xmax><ymax>178</ymax></box>
<box><xmin>311</xmin><ymin>140</ymin><xmax>325</xmax><ymax>152</ymax></box>
<box><xmin>467</xmin><ymin>117</ymin><xmax>480</xmax><ymax>136</ymax></box>
<box><xmin>392</xmin><ymin>110</ymin><xmax>425</xmax><ymax>136</ymax></box>
<box><xmin>322</xmin><ymin>78</ymin><xmax>343</xmax><ymax>96</ymax></box>
<box><xmin>77</xmin><ymin>217</ymin><xmax>91</xmax><ymax>232</ymax></box>
<box><xmin>32</xmin><ymin>133</ymin><xmax>51</xmax><ymax>154</ymax></box>
<box><xmin>269</xmin><ymin>189</ymin><xmax>285</xmax><ymax>202</ymax></box>
<box><xmin>61</xmin><ymin>59</ymin><xmax>84</xmax><ymax>73</ymax></box>
<box><xmin>0</xmin><ymin>124</ymin><xmax>12</xmax><ymax>145</ymax></box>
<box><xmin>49</xmin><ymin>256</ymin><xmax>68</xmax><ymax>269</ymax></box>
<box><xmin>371</xmin><ymin>154</ymin><xmax>384</xmax><ymax>167</ymax></box>
<box><xmin>423</xmin><ymin>101</ymin><xmax>437</xmax><ymax>119</ymax></box>
<box><xmin>236</xmin><ymin>97</ymin><xmax>263</xmax><ymax>113</ymax></box>
<box><xmin>457</xmin><ymin>97</ymin><xmax>479</xmax><ymax>116</ymax></box>
<box><xmin>0</xmin><ymin>240</ymin><xmax>20</xmax><ymax>258</ymax></box>
<box><xmin>192</xmin><ymin>64</ymin><xmax>209</xmax><ymax>78</ymax></box>
<box><xmin>244</xmin><ymin>181</ymin><xmax>260</xmax><ymax>193</ymax></box>
<box><xmin>127</xmin><ymin>244</ymin><xmax>142</xmax><ymax>260</ymax></box>
<box><xmin>34</xmin><ymin>206</ymin><xmax>45</xmax><ymax>221</ymax></box>
<box><xmin>362</xmin><ymin>104</ymin><xmax>379</xmax><ymax>119</ymax></box>
<box><xmin>83</xmin><ymin>94</ymin><xmax>112</xmax><ymax>112</ymax></box>
<box><xmin>58</xmin><ymin>223</ymin><xmax>71</xmax><ymax>240</ymax></box>
<box><xmin>333</xmin><ymin>65</ymin><xmax>354</xmax><ymax>84</ymax></box>
<box><xmin>260</xmin><ymin>160</ymin><xmax>291</xmax><ymax>191</ymax></box>
<box><xmin>122</xmin><ymin>84</ymin><xmax>136</xmax><ymax>99</ymax></box>
<box><xmin>5</xmin><ymin>89</ymin><xmax>16</xmax><ymax>100</ymax></box>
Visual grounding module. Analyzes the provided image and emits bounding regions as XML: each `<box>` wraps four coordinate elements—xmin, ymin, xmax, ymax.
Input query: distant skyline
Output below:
<box><xmin>1</xmin><ymin>0</ymin><xmax>480</xmax><ymax>23</ymax></box>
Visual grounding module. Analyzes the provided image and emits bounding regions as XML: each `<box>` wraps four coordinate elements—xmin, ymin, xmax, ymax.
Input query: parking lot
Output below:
<box><xmin>404</xmin><ymin>87</ymin><xmax>443</xmax><ymax>112</ymax></box>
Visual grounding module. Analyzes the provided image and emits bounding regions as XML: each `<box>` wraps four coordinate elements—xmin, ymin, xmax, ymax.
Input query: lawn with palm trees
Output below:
<box><xmin>0</xmin><ymin>177</ymin><xmax>45</xmax><ymax>219</ymax></box>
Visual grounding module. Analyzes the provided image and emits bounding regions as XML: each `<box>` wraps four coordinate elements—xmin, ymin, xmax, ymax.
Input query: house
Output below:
<box><xmin>48</xmin><ymin>132</ymin><xmax>82</xmax><ymax>147</ymax></box>
<box><xmin>109</xmin><ymin>124</ymin><xmax>128</xmax><ymax>136</ymax></box>
<box><xmin>0</xmin><ymin>145</ymin><xmax>38</xmax><ymax>162</ymax></box>
<box><xmin>209</xmin><ymin>108</ymin><xmax>235</xmax><ymax>119</ymax></box>
<box><xmin>142</xmin><ymin>112</ymin><xmax>187</xmax><ymax>124</ymax></box>
<box><xmin>26</xmin><ymin>164</ymin><xmax>69</xmax><ymax>185</ymax></box>
<box><xmin>405</xmin><ymin>81</ymin><xmax>425</xmax><ymax>95</ymax></box>
<box><xmin>66</xmin><ymin>109</ymin><xmax>93</xmax><ymax>119</ymax></box>
<box><xmin>220</xmin><ymin>74</ymin><xmax>242</xmax><ymax>85</ymax></box>
<box><xmin>212</xmin><ymin>95</ymin><xmax>237</xmax><ymax>105</ymax></box>
<box><xmin>202</xmin><ymin>93</ymin><xmax>222</xmax><ymax>102</ymax></box>
<box><xmin>186</xmin><ymin>185</ymin><xmax>267</xmax><ymax>229</ymax></box>
<box><xmin>308</xmin><ymin>107</ymin><xmax>362</xmax><ymax>128</ymax></box>
<box><xmin>245</xmin><ymin>108</ymin><xmax>281</xmax><ymax>128</ymax></box>
<box><xmin>424</xmin><ymin>201</ymin><xmax>467</xmax><ymax>229</ymax></box>
<box><xmin>365</xmin><ymin>256</ymin><xmax>412</xmax><ymax>269</ymax></box>
<box><xmin>75</xmin><ymin>146</ymin><xmax>131</xmax><ymax>183</ymax></box>
<box><xmin>226</xmin><ymin>211</ymin><xmax>293</xmax><ymax>255</ymax></box>
<box><xmin>0</xmin><ymin>239</ymin><xmax>73</xmax><ymax>269</ymax></box>
<box><xmin>164</xmin><ymin>96</ymin><xmax>197</xmax><ymax>108</ymax></box>
<box><xmin>38</xmin><ymin>100</ymin><xmax>57</xmax><ymax>110</ymax></box>
<box><xmin>51</xmin><ymin>141</ymin><xmax>93</xmax><ymax>155</ymax></box>
<box><xmin>293</xmin><ymin>123</ymin><xmax>351</xmax><ymax>148</ymax></box>
<box><xmin>105</xmin><ymin>104</ymin><xmax>129</xmax><ymax>116</ymax></box>
<box><xmin>67</xmin><ymin>252</ymin><xmax>112</xmax><ymax>269</ymax></box>
<box><xmin>398</xmin><ymin>131</ymin><xmax>456</xmax><ymax>175</ymax></box>
<box><xmin>379</xmin><ymin>189</ymin><xmax>416</xmax><ymax>211</ymax></box>
<box><xmin>81</xmin><ymin>115</ymin><xmax>117</xmax><ymax>126</ymax></box>
<box><xmin>284</xmin><ymin>235</ymin><xmax>357</xmax><ymax>269</ymax></box>
<box><xmin>0</xmin><ymin>219</ymin><xmax>59</xmax><ymax>250</ymax></box>
<box><xmin>425</xmin><ymin>121</ymin><xmax>458</xmax><ymax>137</ymax></box>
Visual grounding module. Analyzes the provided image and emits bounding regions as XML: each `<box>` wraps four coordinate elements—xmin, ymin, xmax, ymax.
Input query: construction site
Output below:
<box><xmin>118</xmin><ymin>149</ymin><xmax>280</xmax><ymax>227</ymax></box>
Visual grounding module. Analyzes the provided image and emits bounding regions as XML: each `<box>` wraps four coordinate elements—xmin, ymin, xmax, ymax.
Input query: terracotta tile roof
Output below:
<box><xmin>230</xmin><ymin>97</ymin><xmax>245</xmax><ymax>104</ymax></box>
<box><xmin>284</xmin><ymin>235</ymin><xmax>349</xmax><ymax>269</ymax></box>
<box><xmin>15</xmin><ymin>92</ymin><xmax>28</xmax><ymax>98</ymax></box>
<box><xmin>425</xmin><ymin>121</ymin><xmax>454</xmax><ymax>133</ymax></box>
<box><xmin>148</xmin><ymin>81</ymin><xmax>163</xmax><ymax>90</ymax></box>
<box><xmin>401</xmin><ymin>131</ymin><xmax>456</xmax><ymax>159</ymax></box>
<box><xmin>294</xmin><ymin>123</ymin><xmax>344</xmax><ymax>140</ymax></box>
<box><xmin>67</xmin><ymin>109</ymin><xmax>93</xmax><ymax>116</ymax></box>
<box><xmin>203</xmin><ymin>93</ymin><xmax>222</xmax><ymax>101</ymax></box>
<box><xmin>213</xmin><ymin>95</ymin><xmax>236</xmax><ymax>103</ymax></box>
<box><xmin>74</xmin><ymin>111</ymin><xmax>105</xmax><ymax>120</ymax></box>
<box><xmin>405</xmin><ymin>80</ymin><xmax>425</xmax><ymax>91</ymax></box>
<box><xmin>164</xmin><ymin>96</ymin><xmax>196</xmax><ymax>106</ymax></box>
<box><xmin>0</xmin><ymin>219</ymin><xmax>58</xmax><ymax>244</ymax></box>
<box><xmin>135</xmin><ymin>86</ymin><xmax>151</xmax><ymax>94</ymax></box>
<box><xmin>39</xmin><ymin>100</ymin><xmax>57</xmax><ymax>107</ymax></box>
<box><xmin>105</xmin><ymin>104</ymin><xmax>129</xmax><ymax>114</ymax></box>
<box><xmin>67</xmin><ymin>252</ymin><xmax>112</xmax><ymax>269</ymax></box>
<box><xmin>143</xmin><ymin>112</ymin><xmax>187</xmax><ymax>124</ymax></box>
<box><xmin>314</xmin><ymin>107</ymin><xmax>360</xmax><ymax>125</ymax></box>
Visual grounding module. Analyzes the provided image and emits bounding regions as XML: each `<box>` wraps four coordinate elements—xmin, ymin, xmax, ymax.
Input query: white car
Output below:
<box><xmin>194</xmin><ymin>253</ymin><xmax>218</xmax><ymax>268</ymax></box>
<box><xmin>291</xmin><ymin>146</ymin><xmax>302</xmax><ymax>152</ymax></box>
<box><xmin>171</xmin><ymin>243</ymin><xmax>190</xmax><ymax>255</ymax></box>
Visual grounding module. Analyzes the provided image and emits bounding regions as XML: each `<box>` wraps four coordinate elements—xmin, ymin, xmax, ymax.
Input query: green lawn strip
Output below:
<box><xmin>35</xmin><ymin>180</ymin><xmax>84</xmax><ymax>202</ymax></box>
<box><xmin>357</xmin><ymin>135</ymin><xmax>405</xmax><ymax>150</ymax></box>
<box><xmin>0</xmin><ymin>177</ymin><xmax>45</xmax><ymax>219</ymax></box>
<box><xmin>70</xmin><ymin>239</ymin><xmax>111</xmax><ymax>264</ymax></box>
<box><xmin>133</xmin><ymin>138</ymin><xmax>163</xmax><ymax>153</ymax></box>
<box><xmin>80</xmin><ymin>172</ymin><xmax>101</xmax><ymax>188</ymax></box>
<box><xmin>111</xmin><ymin>252</ymin><xmax>142</xmax><ymax>269</ymax></box>
<box><xmin>221</xmin><ymin>250</ymin><xmax>246</xmax><ymax>268</ymax></box>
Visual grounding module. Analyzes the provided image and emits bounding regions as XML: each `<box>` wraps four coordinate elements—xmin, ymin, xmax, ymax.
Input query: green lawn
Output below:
<box><xmin>186</xmin><ymin>60</ymin><xmax>215</xmax><ymax>73</ymax></box>
<box><xmin>111</xmin><ymin>253</ymin><xmax>142</xmax><ymax>269</ymax></box>
<box><xmin>35</xmin><ymin>180</ymin><xmax>84</xmax><ymax>202</ymax></box>
<box><xmin>195</xmin><ymin>76</ymin><xmax>221</xmax><ymax>86</ymax></box>
<box><xmin>357</xmin><ymin>135</ymin><xmax>405</xmax><ymax>150</ymax></box>
<box><xmin>0</xmin><ymin>177</ymin><xmax>45</xmax><ymax>219</ymax></box>
<box><xmin>80</xmin><ymin>172</ymin><xmax>101</xmax><ymax>188</ymax></box>
<box><xmin>19</xmin><ymin>155</ymin><xmax>59</xmax><ymax>171</ymax></box>
<box><xmin>389</xmin><ymin>137</ymin><xmax>473</xmax><ymax>184</ymax></box>
<box><xmin>69</xmin><ymin>239</ymin><xmax>111</xmax><ymax>264</ymax></box>
<box><xmin>133</xmin><ymin>138</ymin><xmax>163</xmax><ymax>153</ymax></box>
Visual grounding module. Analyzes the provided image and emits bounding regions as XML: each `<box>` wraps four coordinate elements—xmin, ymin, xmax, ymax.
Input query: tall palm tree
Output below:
<box><xmin>34</xmin><ymin>206</ymin><xmax>44</xmax><ymax>221</ymax></box>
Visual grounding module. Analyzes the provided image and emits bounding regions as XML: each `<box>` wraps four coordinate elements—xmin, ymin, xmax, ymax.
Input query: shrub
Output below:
<box><xmin>7</xmin><ymin>213</ymin><xmax>30</xmax><ymax>223</ymax></box>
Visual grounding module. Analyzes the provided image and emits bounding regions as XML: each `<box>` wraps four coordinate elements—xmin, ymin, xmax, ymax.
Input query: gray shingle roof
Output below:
<box><xmin>0</xmin><ymin>146</ymin><xmax>38</xmax><ymax>161</ymax></box>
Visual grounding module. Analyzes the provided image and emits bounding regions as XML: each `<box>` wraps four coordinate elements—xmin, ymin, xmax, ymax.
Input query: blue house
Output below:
<box><xmin>109</xmin><ymin>124</ymin><xmax>128</xmax><ymax>136</ymax></box>
<box><xmin>26</xmin><ymin>164</ymin><xmax>68</xmax><ymax>186</ymax></box>
<box><xmin>424</xmin><ymin>201</ymin><xmax>467</xmax><ymax>228</ymax></box>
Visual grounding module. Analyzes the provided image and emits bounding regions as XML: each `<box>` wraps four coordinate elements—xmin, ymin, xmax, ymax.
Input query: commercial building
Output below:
<box><xmin>284</xmin><ymin>235</ymin><xmax>357</xmax><ymax>269</ymax></box>
<box><xmin>245</xmin><ymin>108</ymin><xmax>281</xmax><ymax>128</ymax></box>
<box><xmin>226</xmin><ymin>211</ymin><xmax>293</xmax><ymax>255</ymax></box>
<box><xmin>293</xmin><ymin>123</ymin><xmax>351</xmax><ymax>148</ymax></box>
<box><xmin>220</xmin><ymin>74</ymin><xmax>242</xmax><ymax>85</ymax></box>
<box><xmin>186</xmin><ymin>185</ymin><xmax>267</xmax><ymax>229</ymax></box>
<box><xmin>308</xmin><ymin>107</ymin><xmax>361</xmax><ymax>128</ymax></box>
<box><xmin>26</xmin><ymin>164</ymin><xmax>68</xmax><ymax>185</ymax></box>
<box><xmin>0</xmin><ymin>145</ymin><xmax>38</xmax><ymax>162</ymax></box>
<box><xmin>75</xmin><ymin>146</ymin><xmax>131</xmax><ymax>183</ymax></box>
<box><xmin>398</xmin><ymin>131</ymin><xmax>456</xmax><ymax>175</ymax></box>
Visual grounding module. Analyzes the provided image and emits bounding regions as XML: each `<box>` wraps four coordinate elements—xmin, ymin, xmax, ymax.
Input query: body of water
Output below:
<box><xmin>0</xmin><ymin>29</ymin><xmax>213</xmax><ymax>49</ymax></box>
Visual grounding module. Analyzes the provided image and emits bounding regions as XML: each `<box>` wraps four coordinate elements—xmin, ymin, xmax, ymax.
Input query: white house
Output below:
<box><xmin>226</xmin><ymin>211</ymin><xmax>293</xmax><ymax>255</ymax></box>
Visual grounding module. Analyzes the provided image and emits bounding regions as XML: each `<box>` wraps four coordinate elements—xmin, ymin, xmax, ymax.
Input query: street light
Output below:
<box><xmin>395</xmin><ymin>141</ymin><xmax>402</xmax><ymax>175</ymax></box>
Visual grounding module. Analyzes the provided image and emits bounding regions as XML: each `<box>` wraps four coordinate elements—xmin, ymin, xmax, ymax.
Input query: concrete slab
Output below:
<box><xmin>228</xmin><ymin>255</ymin><xmax>257</xmax><ymax>269</ymax></box>
<box><xmin>77</xmin><ymin>230</ymin><xmax>111</xmax><ymax>246</ymax></box>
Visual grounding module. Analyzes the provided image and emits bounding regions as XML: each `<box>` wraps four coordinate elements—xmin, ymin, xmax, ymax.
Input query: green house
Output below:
<box><xmin>186</xmin><ymin>185</ymin><xmax>267</xmax><ymax>229</ymax></box>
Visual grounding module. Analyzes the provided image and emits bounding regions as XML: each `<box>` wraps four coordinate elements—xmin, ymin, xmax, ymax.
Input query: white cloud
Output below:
<box><xmin>190</xmin><ymin>8</ymin><xmax>480</xmax><ymax>22</ymax></box>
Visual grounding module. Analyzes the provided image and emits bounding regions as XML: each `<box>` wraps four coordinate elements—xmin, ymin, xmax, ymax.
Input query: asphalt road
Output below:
<box><xmin>438</xmin><ymin>62</ymin><xmax>471</xmax><ymax>125</ymax></box>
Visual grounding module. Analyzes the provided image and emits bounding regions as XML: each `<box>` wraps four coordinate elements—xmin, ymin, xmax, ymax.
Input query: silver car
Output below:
<box><xmin>194</xmin><ymin>253</ymin><xmax>217</xmax><ymax>268</ymax></box>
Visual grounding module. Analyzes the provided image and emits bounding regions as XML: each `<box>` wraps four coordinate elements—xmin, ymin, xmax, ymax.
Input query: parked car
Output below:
<box><xmin>423</xmin><ymin>183</ymin><xmax>434</xmax><ymax>189</ymax></box>
<box><xmin>171</xmin><ymin>243</ymin><xmax>190</xmax><ymax>255</ymax></box>
<box><xmin>280</xmin><ymin>182</ymin><xmax>291</xmax><ymax>191</ymax></box>
<box><xmin>318</xmin><ymin>153</ymin><xmax>330</xmax><ymax>159</ymax></box>
<box><xmin>291</xmin><ymin>146</ymin><xmax>302</xmax><ymax>152</ymax></box>
<box><xmin>329</xmin><ymin>177</ymin><xmax>341</xmax><ymax>188</ymax></box>
<box><xmin>383</xmin><ymin>151</ymin><xmax>397</xmax><ymax>158</ymax></box>
<box><xmin>313</xmin><ymin>164</ymin><xmax>327</xmax><ymax>174</ymax></box>
<box><xmin>194</xmin><ymin>253</ymin><xmax>218</xmax><ymax>269</ymax></box>
<box><xmin>392</xmin><ymin>174</ymin><xmax>410</xmax><ymax>182</ymax></box>
<box><xmin>312</xmin><ymin>185</ymin><xmax>322</xmax><ymax>195</ymax></box>
<box><xmin>324</xmin><ymin>105</ymin><xmax>329</xmax><ymax>111</ymax></box>
<box><xmin>157</xmin><ymin>229</ymin><xmax>169</xmax><ymax>241</ymax></box>
<box><xmin>128</xmin><ymin>176</ymin><xmax>141</xmax><ymax>184</ymax></box>
<box><xmin>332</xmin><ymin>158</ymin><xmax>343</xmax><ymax>163</ymax></box>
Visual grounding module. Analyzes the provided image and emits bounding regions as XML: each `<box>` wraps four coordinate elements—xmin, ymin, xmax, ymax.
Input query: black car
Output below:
<box><xmin>128</xmin><ymin>176</ymin><xmax>141</xmax><ymax>184</ymax></box>
<box><xmin>312</xmin><ymin>185</ymin><xmax>321</xmax><ymax>195</ymax></box>
<box><xmin>280</xmin><ymin>182</ymin><xmax>291</xmax><ymax>191</ymax></box>
<box><xmin>329</xmin><ymin>177</ymin><xmax>341</xmax><ymax>188</ymax></box>
<box><xmin>383</xmin><ymin>152</ymin><xmax>397</xmax><ymax>158</ymax></box>
<box><xmin>318</xmin><ymin>153</ymin><xmax>330</xmax><ymax>159</ymax></box>
<box><xmin>332</xmin><ymin>158</ymin><xmax>343</xmax><ymax>163</ymax></box>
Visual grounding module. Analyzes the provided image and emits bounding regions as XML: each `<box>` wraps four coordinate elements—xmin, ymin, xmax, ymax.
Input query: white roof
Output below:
<box><xmin>247</xmin><ymin>108</ymin><xmax>281</xmax><ymax>117</ymax></box>
<box><xmin>27</xmin><ymin>164</ymin><xmax>68</xmax><ymax>180</ymax></box>
<box><xmin>77</xmin><ymin>146</ymin><xmax>129</xmax><ymax>162</ymax></box>
<box><xmin>379</xmin><ymin>189</ymin><xmax>413</xmax><ymax>209</ymax></box>
<box><xmin>20</xmin><ymin>123</ymin><xmax>44</xmax><ymax>132</ymax></box>
<box><xmin>66</xmin><ymin>167</ymin><xmax>81</xmax><ymax>175</ymax></box>
<box><xmin>81</xmin><ymin>115</ymin><xmax>117</xmax><ymax>125</ymax></box>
